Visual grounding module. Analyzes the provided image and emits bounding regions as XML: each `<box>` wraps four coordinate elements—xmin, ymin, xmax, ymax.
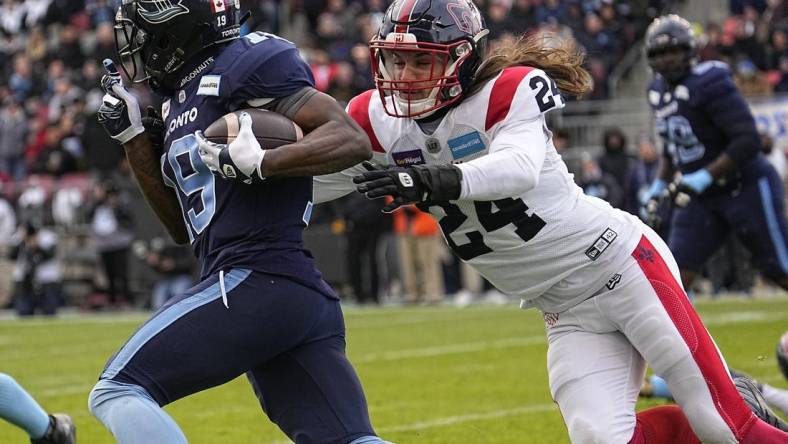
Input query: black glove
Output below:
<box><xmin>353</xmin><ymin>161</ymin><xmax>462</xmax><ymax>213</ymax></box>
<box><xmin>97</xmin><ymin>59</ymin><xmax>144</xmax><ymax>144</ymax></box>
<box><xmin>142</xmin><ymin>106</ymin><xmax>165</xmax><ymax>154</ymax></box>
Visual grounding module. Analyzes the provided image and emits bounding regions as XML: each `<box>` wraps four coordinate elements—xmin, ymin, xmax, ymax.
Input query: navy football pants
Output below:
<box><xmin>669</xmin><ymin>167</ymin><xmax>788</xmax><ymax>281</ymax></box>
<box><xmin>98</xmin><ymin>268</ymin><xmax>376</xmax><ymax>443</ymax></box>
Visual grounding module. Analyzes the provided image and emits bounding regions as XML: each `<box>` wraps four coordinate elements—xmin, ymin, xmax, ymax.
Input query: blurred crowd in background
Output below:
<box><xmin>0</xmin><ymin>0</ymin><xmax>785</xmax><ymax>315</ymax></box>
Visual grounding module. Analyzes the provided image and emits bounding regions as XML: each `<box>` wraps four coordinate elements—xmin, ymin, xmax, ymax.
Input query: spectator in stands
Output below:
<box><xmin>625</xmin><ymin>133</ymin><xmax>661</xmax><ymax>216</ymax></box>
<box><xmin>337</xmin><ymin>191</ymin><xmax>389</xmax><ymax>305</ymax></box>
<box><xmin>393</xmin><ymin>204</ymin><xmax>444</xmax><ymax>305</ymax></box>
<box><xmin>0</xmin><ymin>183</ymin><xmax>15</xmax><ymax>250</ymax></box>
<box><xmin>0</xmin><ymin>96</ymin><xmax>28</xmax><ymax>181</ymax></box>
<box><xmin>578</xmin><ymin>153</ymin><xmax>624</xmax><ymax>209</ymax></box>
<box><xmin>766</xmin><ymin>27</ymin><xmax>788</xmax><ymax>71</ymax></box>
<box><xmin>734</xmin><ymin>58</ymin><xmax>772</xmax><ymax>96</ymax></box>
<box><xmin>598</xmin><ymin>127</ymin><xmax>632</xmax><ymax>190</ymax></box>
<box><xmin>700</xmin><ymin>22</ymin><xmax>724</xmax><ymax>62</ymax></box>
<box><xmin>30</xmin><ymin>123</ymin><xmax>78</xmax><ymax>177</ymax></box>
<box><xmin>10</xmin><ymin>221</ymin><xmax>62</xmax><ymax>316</ymax></box>
<box><xmin>137</xmin><ymin>237</ymin><xmax>195</xmax><ymax>310</ymax></box>
<box><xmin>89</xmin><ymin>180</ymin><xmax>134</xmax><ymax>309</ymax></box>
<box><xmin>774</xmin><ymin>55</ymin><xmax>788</xmax><ymax>93</ymax></box>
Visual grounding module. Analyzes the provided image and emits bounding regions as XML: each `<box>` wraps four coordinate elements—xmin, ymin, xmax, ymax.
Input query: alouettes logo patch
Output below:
<box><xmin>137</xmin><ymin>0</ymin><xmax>190</xmax><ymax>24</ymax></box>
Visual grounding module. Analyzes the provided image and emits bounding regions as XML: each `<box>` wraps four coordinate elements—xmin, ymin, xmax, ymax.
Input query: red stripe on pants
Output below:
<box><xmin>631</xmin><ymin>235</ymin><xmax>755</xmax><ymax>441</ymax></box>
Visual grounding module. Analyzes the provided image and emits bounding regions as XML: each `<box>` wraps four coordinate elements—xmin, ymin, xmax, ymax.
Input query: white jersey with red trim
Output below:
<box><xmin>316</xmin><ymin>66</ymin><xmax>646</xmax><ymax>312</ymax></box>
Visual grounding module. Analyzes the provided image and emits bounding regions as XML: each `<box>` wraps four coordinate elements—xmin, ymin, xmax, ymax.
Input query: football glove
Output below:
<box><xmin>678</xmin><ymin>168</ymin><xmax>713</xmax><ymax>194</ymax></box>
<box><xmin>353</xmin><ymin>161</ymin><xmax>462</xmax><ymax>213</ymax></box>
<box><xmin>195</xmin><ymin>111</ymin><xmax>266</xmax><ymax>184</ymax></box>
<box><xmin>97</xmin><ymin>59</ymin><xmax>145</xmax><ymax>144</ymax></box>
<box><xmin>142</xmin><ymin>106</ymin><xmax>165</xmax><ymax>155</ymax></box>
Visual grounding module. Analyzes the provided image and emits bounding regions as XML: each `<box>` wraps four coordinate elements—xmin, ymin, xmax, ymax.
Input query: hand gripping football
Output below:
<box><xmin>203</xmin><ymin>108</ymin><xmax>303</xmax><ymax>149</ymax></box>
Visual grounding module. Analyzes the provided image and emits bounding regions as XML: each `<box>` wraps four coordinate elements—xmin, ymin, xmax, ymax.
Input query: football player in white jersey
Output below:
<box><xmin>198</xmin><ymin>1</ymin><xmax>788</xmax><ymax>442</ymax></box>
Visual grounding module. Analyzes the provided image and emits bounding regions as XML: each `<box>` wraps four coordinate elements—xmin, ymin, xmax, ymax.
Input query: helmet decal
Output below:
<box><xmin>137</xmin><ymin>0</ymin><xmax>190</xmax><ymax>24</ymax></box>
<box><xmin>447</xmin><ymin>1</ymin><xmax>481</xmax><ymax>35</ymax></box>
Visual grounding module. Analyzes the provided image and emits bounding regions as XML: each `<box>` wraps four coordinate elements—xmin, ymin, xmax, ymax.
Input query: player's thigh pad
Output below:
<box><xmin>668</xmin><ymin>197</ymin><xmax>726</xmax><ymax>272</ymax></box>
<box><xmin>247</xmin><ymin>318</ymin><xmax>376</xmax><ymax>444</ymax></box>
<box><xmin>99</xmin><ymin>269</ymin><xmax>343</xmax><ymax>406</ymax></box>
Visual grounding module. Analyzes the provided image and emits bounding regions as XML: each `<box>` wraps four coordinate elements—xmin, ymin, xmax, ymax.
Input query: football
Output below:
<box><xmin>203</xmin><ymin>108</ymin><xmax>303</xmax><ymax>149</ymax></box>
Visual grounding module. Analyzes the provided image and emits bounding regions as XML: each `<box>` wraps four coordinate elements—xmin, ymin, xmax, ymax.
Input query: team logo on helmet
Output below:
<box><xmin>447</xmin><ymin>0</ymin><xmax>482</xmax><ymax>35</ymax></box>
<box><xmin>137</xmin><ymin>0</ymin><xmax>190</xmax><ymax>24</ymax></box>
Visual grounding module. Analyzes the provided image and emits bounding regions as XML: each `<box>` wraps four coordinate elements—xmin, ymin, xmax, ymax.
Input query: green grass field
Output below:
<box><xmin>0</xmin><ymin>296</ymin><xmax>786</xmax><ymax>443</ymax></box>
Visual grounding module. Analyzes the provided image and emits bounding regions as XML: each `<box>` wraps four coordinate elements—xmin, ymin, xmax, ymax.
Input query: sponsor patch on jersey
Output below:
<box><xmin>392</xmin><ymin>149</ymin><xmax>425</xmax><ymax>166</ymax></box>
<box><xmin>197</xmin><ymin>75</ymin><xmax>221</xmax><ymax>96</ymax></box>
<box><xmin>425</xmin><ymin>137</ymin><xmax>441</xmax><ymax>153</ymax></box>
<box><xmin>448</xmin><ymin>131</ymin><xmax>485</xmax><ymax>159</ymax></box>
<box><xmin>178</xmin><ymin>90</ymin><xmax>186</xmax><ymax>103</ymax></box>
<box><xmin>584</xmin><ymin>228</ymin><xmax>617</xmax><ymax>261</ymax></box>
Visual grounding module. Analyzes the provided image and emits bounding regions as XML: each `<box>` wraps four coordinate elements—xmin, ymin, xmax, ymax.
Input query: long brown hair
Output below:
<box><xmin>468</xmin><ymin>33</ymin><xmax>593</xmax><ymax>98</ymax></box>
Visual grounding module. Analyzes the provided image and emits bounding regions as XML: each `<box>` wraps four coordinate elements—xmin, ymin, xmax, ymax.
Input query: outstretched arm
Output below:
<box><xmin>262</xmin><ymin>91</ymin><xmax>372</xmax><ymax>177</ymax></box>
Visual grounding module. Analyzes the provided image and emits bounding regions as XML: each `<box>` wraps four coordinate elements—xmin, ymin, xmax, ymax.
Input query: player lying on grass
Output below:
<box><xmin>200</xmin><ymin>1</ymin><xmax>788</xmax><ymax>442</ymax></box>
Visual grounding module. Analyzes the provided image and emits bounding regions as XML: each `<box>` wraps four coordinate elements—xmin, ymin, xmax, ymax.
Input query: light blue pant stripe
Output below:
<box><xmin>758</xmin><ymin>178</ymin><xmax>788</xmax><ymax>273</ymax></box>
<box><xmin>102</xmin><ymin>268</ymin><xmax>252</xmax><ymax>380</ymax></box>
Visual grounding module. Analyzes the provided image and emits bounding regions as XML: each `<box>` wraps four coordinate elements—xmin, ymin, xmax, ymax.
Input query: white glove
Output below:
<box><xmin>97</xmin><ymin>59</ymin><xmax>145</xmax><ymax>144</ymax></box>
<box><xmin>195</xmin><ymin>112</ymin><xmax>266</xmax><ymax>184</ymax></box>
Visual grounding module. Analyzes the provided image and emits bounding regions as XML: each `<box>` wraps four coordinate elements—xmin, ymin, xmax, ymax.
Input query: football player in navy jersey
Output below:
<box><xmin>644</xmin><ymin>14</ymin><xmax>788</xmax><ymax>291</ymax></box>
<box><xmin>90</xmin><ymin>1</ymin><xmax>389</xmax><ymax>443</ymax></box>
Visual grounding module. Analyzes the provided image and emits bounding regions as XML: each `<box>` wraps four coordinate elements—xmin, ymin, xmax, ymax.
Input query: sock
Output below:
<box><xmin>648</xmin><ymin>375</ymin><xmax>673</xmax><ymax>400</ymax></box>
<box><xmin>761</xmin><ymin>383</ymin><xmax>788</xmax><ymax>417</ymax></box>
<box><xmin>88</xmin><ymin>379</ymin><xmax>187</xmax><ymax>444</ymax></box>
<box><xmin>629</xmin><ymin>405</ymin><xmax>701</xmax><ymax>444</ymax></box>
<box><xmin>0</xmin><ymin>373</ymin><xmax>50</xmax><ymax>439</ymax></box>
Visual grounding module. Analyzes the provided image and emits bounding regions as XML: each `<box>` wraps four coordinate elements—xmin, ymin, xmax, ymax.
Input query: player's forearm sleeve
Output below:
<box><xmin>457</xmin><ymin>118</ymin><xmax>546</xmax><ymax>200</ymax></box>
<box><xmin>313</xmin><ymin>153</ymin><xmax>386</xmax><ymax>204</ymax></box>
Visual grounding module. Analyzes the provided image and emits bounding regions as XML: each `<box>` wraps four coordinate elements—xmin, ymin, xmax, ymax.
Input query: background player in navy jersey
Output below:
<box><xmin>641</xmin><ymin>14</ymin><xmax>788</xmax><ymax>428</ymax></box>
<box><xmin>89</xmin><ymin>1</ymin><xmax>389</xmax><ymax>443</ymax></box>
<box><xmin>644</xmin><ymin>14</ymin><xmax>788</xmax><ymax>292</ymax></box>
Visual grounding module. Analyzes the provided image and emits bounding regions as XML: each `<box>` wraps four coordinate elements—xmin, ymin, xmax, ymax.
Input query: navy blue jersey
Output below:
<box><xmin>159</xmin><ymin>31</ymin><xmax>335</xmax><ymax>298</ymax></box>
<box><xmin>648</xmin><ymin>61</ymin><xmax>766</xmax><ymax>194</ymax></box>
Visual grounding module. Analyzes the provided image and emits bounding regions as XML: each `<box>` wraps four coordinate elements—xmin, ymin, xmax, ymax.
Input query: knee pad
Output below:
<box><xmin>568</xmin><ymin>417</ymin><xmax>629</xmax><ymax>444</ymax></box>
<box><xmin>88</xmin><ymin>379</ymin><xmax>156</xmax><ymax>417</ymax></box>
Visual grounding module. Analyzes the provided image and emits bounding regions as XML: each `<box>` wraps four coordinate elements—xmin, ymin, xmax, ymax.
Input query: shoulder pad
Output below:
<box><xmin>346</xmin><ymin>90</ymin><xmax>384</xmax><ymax>153</ymax></box>
<box><xmin>214</xmin><ymin>32</ymin><xmax>300</xmax><ymax>98</ymax></box>
<box><xmin>485</xmin><ymin>67</ymin><xmax>564</xmax><ymax>130</ymax></box>
<box><xmin>688</xmin><ymin>61</ymin><xmax>736</xmax><ymax>106</ymax></box>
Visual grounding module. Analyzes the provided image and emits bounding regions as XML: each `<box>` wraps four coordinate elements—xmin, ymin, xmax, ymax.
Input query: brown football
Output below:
<box><xmin>203</xmin><ymin>108</ymin><xmax>303</xmax><ymax>149</ymax></box>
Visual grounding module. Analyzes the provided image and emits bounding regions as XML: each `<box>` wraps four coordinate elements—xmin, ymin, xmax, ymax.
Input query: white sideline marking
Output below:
<box><xmin>353</xmin><ymin>335</ymin><xmax>545</xmax><ymax>364</ymax></box>
<box><xmin>268</xmin><ymin>403</ymin><xmax>558</xmax><ymax>443</ymax></box>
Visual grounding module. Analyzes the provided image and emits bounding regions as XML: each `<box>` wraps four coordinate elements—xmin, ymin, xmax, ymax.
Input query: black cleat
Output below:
<box><xmin>31</xmin><ymin>414</ymin><xmax>76</xmax><ymax>444</ymax></box>
<box><xmin>735</xmin><ymin>375</ymin><xmax>788</xmax><ymax>432</ymax></box>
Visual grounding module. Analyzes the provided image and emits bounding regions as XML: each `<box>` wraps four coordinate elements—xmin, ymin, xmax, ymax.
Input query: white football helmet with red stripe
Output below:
<box><xmin>370</xmin><ymin>0</ymin><xmax>489</xmax><ymax>118</ymax></box>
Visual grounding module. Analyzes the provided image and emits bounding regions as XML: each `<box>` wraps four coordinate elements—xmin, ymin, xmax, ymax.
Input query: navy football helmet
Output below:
<box><xmin>645</xmin><ymin>14</ymin><xmax>697</xmax><ymax>84</ymax></box>
<box><xmin>370</xmin><ymin>0</ymin><xmax>489</xmax><ymax>118</ymax></box>
<box><xmin>114</xmin><ymin>0</ymin><xmax>242</xmax><ymax>94</ymax></box>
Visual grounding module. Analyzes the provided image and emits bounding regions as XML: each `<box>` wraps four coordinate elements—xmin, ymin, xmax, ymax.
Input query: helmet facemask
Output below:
<box><xmin>370</xmin><ymin>30</ymin><xmax>487</xmax><ymax>119</ymax></box>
